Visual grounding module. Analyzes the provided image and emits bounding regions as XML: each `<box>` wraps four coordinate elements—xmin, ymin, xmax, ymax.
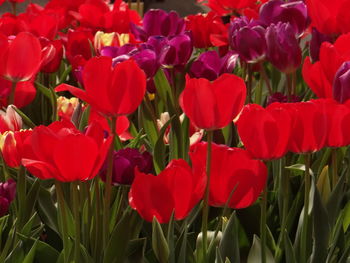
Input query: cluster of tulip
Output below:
<box><xmin>0</xmin><ymin>0</ymin><xmax>349</xmax><ymax>262</ymax></box>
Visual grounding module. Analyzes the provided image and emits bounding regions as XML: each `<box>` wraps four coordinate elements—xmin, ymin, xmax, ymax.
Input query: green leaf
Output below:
<box><xmin>125</xmin><ymin>238</ymin><xmax>147</xmax><ymax>263</ymax></box>
<box><xmin>22</xmin><ymin>239</ymin><xmax>38</xmax><ymax>263</ymax></box>
<box><xmin>219</xmin><ymin>212</ymin><xmax>240</xmax><ymax>263</ymax></box>
<box><xmin>343</xmin><ymin>201</ymin><xmax>350</xmax><ymax>232</ymax></box>
<box><xmin>283</xmin><ymin>231</ymin><xmax>296</xmax><ymax>263</ymax></box>
<box><xmin>78</xmin><ymin>105</ymin><xmax>90</xmax><ymax>131</ymax></box>
<box><xmin>152</xmin><ymin>217</ymin><xmax>170</xmax><ymax>263</ymax></box>
<box><xmin>166</xmin><ymin>213</ymin><xmax>175</xmax><ymax>263</ymax></box>
<box><xmin>154</xmin><ymin>69</ymin><xmax>175</xmax><ymax>107</ymax></box>
<box><xmin>153</xmin><ymin>116</ymin><xmax>173</xmax><ymax>174</ymax></box>
<box><xmin>310</xmin><ymin>186</ymin><xmax>330</xmax><ymax>263</ymax></box>
<box><xmin>316</xmin><ymin>166</ymin><xmax>331</xmax><ymax>205</ymax></box>
<box><xmin>139</xmin><ymin>102</ymin><xmax>158</xmax><ymax>148</ymax></box>
<box><xmin>37</xmin><ymin>186</ymin><xmax>59</xmax><ymax>234</ymax></box>
<box><xmin>247</xmin><ymin>235</ymin><xmax>275</xmax><ymax>263</ymax></box>
<box><xmin>327</xmin><ymin>174</ymin><xmax>346</xmax><ymax>227</ymax></box>
<box><xmin>103</xmin><ymin>208</ymin><xmax>135</xmax><ymax>263</ymax></box>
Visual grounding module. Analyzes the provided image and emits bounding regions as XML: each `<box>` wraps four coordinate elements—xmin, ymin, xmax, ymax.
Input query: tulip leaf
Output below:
<box><xmin>326</xmin><ymin>173</ymin><xmax>346</xmax><ymax>227</ymax></box>
<box><xmin>316</xmin><ymin>166</ymin><xmax>331</xmax><ymax>205</ymax></box>
<box><xmin>310</xmin><ymin>185</ymin><xmax>330</xmax><ymax>263</ymax></box>
<box><xmin>166</xmin><ymin>212</ymin><xmax>175</xmax><ymax>263</ymax></box>
<box><xmin>153</xmin><ymin>116</ymin><xmax>173</xmax><ymax>174</ymax></box>
<box><xmin>125</xmin><ymin>238</ymin><xmax>147</xmax><ymax>263</ymax></box>
<box><xmin>283</xmin><ymin>230</ymin><xmax>296</xmax><ymax>263</ymax></box>
<box><xmin>247</xmin><ymin>235</ymin><xmax>275</xmax><ymax>263</ymax></box>
<box><xmin>78</xmin><ymin>105</ymin><xmax>90</xmax><ymax>131</ymax></box>
<box><xmin>342</xmin><ymin>201</ymin><xmax>350</xmax><ymax>232</ymax></box>
<box><xmin>219</xmin><ymin>212</ymin><xmax>240</xmax><ymax>263</ymax></box>
<box><xmin>103</xmin><ymin>208</ymin><xmax>135</xmax><ymax>263</ymax></box>
<box><xmin>139</xmin><ymin>102</ymin><xmax>158</xmax><ymax>148</ymax></box>
<box><xmin>154</xmin><ymin>69</ymin><xmax>175</xmax><ymax>107</ymax></box>
<box><xmin>37</xmin><ymin>185</ymin><xmax>59</xmax><ymax>234</ymax></box>
<box><xmin>152</xmin><ymin>217</ymin><xmax>170</xmax><ymax>263</ymax></box>
<box><xmin>22</xmin><ymin>239</ymin><xmax>38</xmax><ymax>263</ymax></box>
<box><xmin>12</xmin><ymin>106</ymin><xmax>36</xmax><ymax>128</ymax></box>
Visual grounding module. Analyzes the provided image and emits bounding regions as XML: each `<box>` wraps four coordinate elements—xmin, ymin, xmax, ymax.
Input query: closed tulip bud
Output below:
<box><xmin>0</xmin><ymin>130</ymin><xmax>32</xmax><ymax>168</ymax></box>
<box><xmin>333</xmin><ymin>61</ymin><xmax>350</xmax><ymax>103</ymax></box>
<box><xmin>0</xmin><ymin>105</ymin><xmax>22</xmax><ymax>133</ymax></box>
<box><xmin>57</xmin><ymin>96</ymin><xmax>81</xmax><ymax>121</ymax></box>
<box><xmin>265</xmin><ymin>22</ymin><xmax>302</xmax><ymax>73</ymax></box>
<box><xmin>160</xmin><ymin>34</ymin><xmax>193</xmax><ymax>67</ymax></box>
<box><xmin>229</xmin><ymin>17</ymin><xmax>266</xmax><ymax>63</ymax></box>
<box><xmin>99</xmin><ymin>148</ymin><xmax>153</xmax><ymax>185</ymax></box>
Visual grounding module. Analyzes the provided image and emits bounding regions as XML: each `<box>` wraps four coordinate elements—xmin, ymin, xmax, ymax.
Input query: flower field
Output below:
<box><xmin>0</xmin><ymin>0</ymin><xmax>349</xmax><ymax>262</ymax></box>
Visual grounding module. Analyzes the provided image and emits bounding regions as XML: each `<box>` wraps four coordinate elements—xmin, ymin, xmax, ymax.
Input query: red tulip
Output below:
<box><xmin>180</xmin><ymin>73</ymin><xmax>246</xmax><ymax>130</ymax></box>
<box><xmin>0</xmin><ymin>32</ymin><xmax>42</xmax><ymax>82</ymax></box>
<box><xmin>65</xmin><ymin>29</ymin><xmax>94</xmax><ymax>67</ymax></box>
<box><xmin>0</xmin><ymin>130</ymin><xmax>32</xmax><ymax>168</ymax></box>
<box><xmin>185</xmin><ymin>12</ymin><xmax>227</xmax><ymax>49</ymax></box>
<box><xmin>56</xmin><ymin>57</ymin><xmax>146</xmax><ymax>117</ymax></box>
<box><xmin>306</xmin><ymin>0</ymin><xmax>350</xmax><ymax>35</ymax></box>
<box><xmin>323</xmin><ymin>99</ymin><xmax>350</xmax><ymax>148</ymax></box>
<box><xmin>285</xmin><ymin>100</ymin><xmax>328</xmax><ymax>153</ymax></box>
<box><xmin>21</xmin><ymin>120</ymin><xmax>112</xmax><ymax>182</ymax></box>
<box><xmin>236</xmin><ymin>102</ymin><xmax>291</xmax><ymax>160</ymax></box>
<box><xmin>190</xmin><ymin>142</ymin><xmax>267</xmax><ymax>209</ymax></box>
<box><xmin>40</xmin><ymin>39</ymin><xmax>63</xmax><ymax>73</ymax></box>
<box><xmin>302</xmin><ymin>33</ymin><xmax>350</xmax><ymax>99</ymax></box>
<box><xmin>129</xmin><ymin>159</ymin><xmax>206</xmax><ymax>223</ymax></box>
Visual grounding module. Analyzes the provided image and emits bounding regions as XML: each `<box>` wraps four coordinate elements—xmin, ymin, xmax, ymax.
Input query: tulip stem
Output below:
<box><xmin>260</xmin><ymin>65</ymin><xmax>272</xmax><ymax>95</ymax></box>
<box><xmin>201</xmin><ymin>130</ymin><xmax>213</xmax><ymax>263</ymax></box>
<box><xmin>332</xmin><ymin>149</ymin><xmax>338</xmax><ymax>189</ymax></box>
<box><xmin>246</xmin><ymin>64</ymin><xmax>253</xmax><ymax>104</ymax></box>
<box><xmin>72</xmin><ymin>181</ymin><xmax>81</xmax><ymax>263</ymax></box>
<box><xmin>93</xmin><ymin>179</ymin><xmax>102</xmax><ymax>262</ymax></box>
<box><xmin>55</xmin><ymin>181</ymin><xmax>69</xmax><ymax>263</ymax></box>
<box><xmin>301</xmin><ymin>153</ymin><xmax>311</xmax><ymax>263</ymax></box>
<box><xmin>10</xmin><ymin>2</ymin><xmax>17</xmax><ymax>16</ymax></box>
<box><xmin>8</xmin><ymin>81</ymin><xmax>17</xmax><ymax>106</ymax></box>
<box><xmin>286</xmin><ymin>74</ymin><xmax>292</xmax><ymax>102</ymax></box>
<box><xmin>103</xmin><ymin>116</ymin><xmax>117</xmax><ymax>249</ymax></box>
<box><xmin>260</xmin><ymin>184</ymin><xmax>268</xmax><ymax>263</ymax></box>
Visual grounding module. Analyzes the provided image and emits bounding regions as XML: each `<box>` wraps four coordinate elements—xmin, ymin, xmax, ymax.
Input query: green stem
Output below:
<box><xmin>301</xmin><ymin>153</ymin><xmax>311</xmax><ymax>263</ymax></box>
<box><xmin>10</xmin><ymin>2</ymin><xmax>16</xmax><ymax>16</ymax></box>
<box><xmin>73</xmin><ymin>182</ymin><xmax>81</xmax><ymax>263</ymax></box>
<box><xmin>275</xmin><ymin>158</ymin><xmax>289</xmax><ymax>262</ymax></box>
<box><xmin>8</xmin><ymin>81</ymin><xmax>17</xmax><ymax>105</ymax></box>
<box><xmin>260</xmin><ymin>185</ymin><xmax>268</xmax><ymax>263</ymax></box>
<box><xmin>103</xmin><ymin>116</ymin><xmax>117</xmax><ymax>248</ymax></box>
<box><xmin>246</xmin><ymin>64</ymin><xmax>253</xmax><ymax>104</ymax></box>
<box><xmin>260</xmin><ymin>65</ymin><xmax>273</xmax><ymax>95</ymax></box>
<box><xmin>93</xmin><ymin>179</ymin><xmax>102</xmax><ymax>262</ymax></box>
<box><xmin>55</xmin><ymin>181</ymin><xmax>69</xmax><ymax>263</ymax></box>
<box><xmin>201</xmin><ymin>130</ymin><xmax>213</xmax><ymax>263</ymax></box>
<box><xmin>286</xmin><ymin>74</ymin><xmax>292</xmax><ymax>102</ymax></box>
<box><xmin>332</xmin><ymin>149</ymin><xmax>338</xmax><ymax>189</ymax></box>
<box><xmin>16</xmin><ymin>166</ymin><xmax>26</xmax><ymax>230</ymax></box>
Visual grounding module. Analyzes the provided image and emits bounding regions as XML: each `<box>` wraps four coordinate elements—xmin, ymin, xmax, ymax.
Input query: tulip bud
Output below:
<box><xmin>0</xmin><ymin>105</ymin><xmax>22</xmax><ymax>133</ymax></box>
<box><xmin>99</xmin><ymin>148</ymin><xmax>153</xmax><ymax>185</ymax></box>
<box><xmin>229</xmin><ymin>17</ymin><xmax>266</xmax><ymax>63</ymax></box>
<box><xmin>333</xmin><ymin>61</ymin><xmax>350</xmax><ymax>103</ymax></box>
<box><xmin>0</xmin><ymin>179</ymin><xmax>16</xmax><ymax>217</ymax></box>
<box><xmin>259</xmin><ymin>0</ymin><xmax>308</xmax><ymax>36</ymax></box>
<box><xmin>190</xmin><ymin>51</ymin><xmax>237</xmax><ymax>80</ymax></box>
<box><xmin>309</xmin><ymin>28</ymin><xmax>333</xmax><ymax>62</ymax></box>
<box><xmin>265</xmin><ymin>22</ymin><xmax>302</xmax><ymax>73</ymax></box>
<box><xmin>57</xmin><ymin>96</ymin><xmax>81</xmax><ymax>121</ymax></box>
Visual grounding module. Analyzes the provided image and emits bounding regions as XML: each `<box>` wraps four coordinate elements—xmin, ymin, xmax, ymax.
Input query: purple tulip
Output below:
<box><xmin>130</xmin><ymin>9</ymin><xmax>185</xmax><ymax>41</ymax></box>
<box><xmin>259</xmin><ymin>0</ymin><xmax>308</xmax><ymax>36</ymax></box>
<box><xmin>229</xmin><ymin>17</ymin><xmax>266</xmax><ymax>63</ymax></box>
<box><xmin>100</xmin><ymin>148</ymin><xmax>153</xmax><ymax>185</ymax></box>
<box><xmin>0</xmin><ymin>179</ymin><xmax>16</xmax><ymax>217</ymax></box>
<box><xmin>333</xmin><ymin>61</ymin><xmax>350</xmax><ymax>103</ymax></box>
<box><xmin>309</xmin><ymin>28</ymin><xmax>333</xmax><ymax>62</ymax></box>
<box><xmin>265</xmin><ymin>22</ymin><xmax>302</xmax><ymax>73</ymax></box>
<box><xmin>189</xmin><ymin>51</ymin><xmax>238</xmax><ymax>80</ymax></box>
<box><xmin>160</xmin><ymin>34</ymin><xmax>193</xmax><ymax>67</ymax></box>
